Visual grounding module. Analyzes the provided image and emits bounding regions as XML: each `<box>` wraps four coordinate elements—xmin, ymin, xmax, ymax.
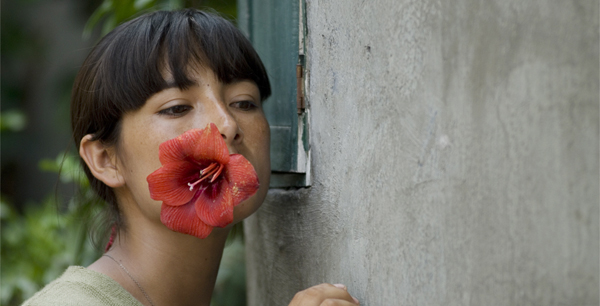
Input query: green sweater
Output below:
<box><xmin>22</xmin><ymin>266</ymin><xmax>143</xmax><ymax>306</ymax></box>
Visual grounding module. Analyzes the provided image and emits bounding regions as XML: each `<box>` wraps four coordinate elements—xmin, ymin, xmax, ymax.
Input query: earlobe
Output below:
<box><xmin>79</xmin><ymin>135</ymin><xmax>125</xmax><ymax>188</ymax></box>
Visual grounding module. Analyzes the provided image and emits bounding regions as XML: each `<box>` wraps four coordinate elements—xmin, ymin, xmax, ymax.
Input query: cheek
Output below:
<box><xmin>115</xmin><ymin>139</ymin><xmax>165</xmax><ymax>222</ymax></box>
<box><xmin>254</xmin><ymin>120</ymin><xmax>271</xmax><ymax>194</ymax></box>
<box><xmin>233</xmin><ymin>117</ymin><xmax>270</xmax><ymax>221</ymax></box>
<box><xmin>119</xmin><ymin>117</ymin><xmax>168</xmax><ymax>177</ymax></box>
<box><xmin>117</xmin><ymin>125</ymin><xmax>165</xmax><ymax>202</ymax></box>
<box><xmin>120</xmin><ymin>139</ymin><xmax>161</xmax><ymax>177</ymax></box>
<box><xmin>250</xmin><ymin>118</ymin><xmax>271</xmax><ymax>180</ymax></box>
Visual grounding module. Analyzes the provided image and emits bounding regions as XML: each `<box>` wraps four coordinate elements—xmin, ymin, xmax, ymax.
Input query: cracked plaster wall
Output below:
<box><xmin>245</xmin><ymin>1</ymin><xmax>599</xmax><ymax>305</ymax></box>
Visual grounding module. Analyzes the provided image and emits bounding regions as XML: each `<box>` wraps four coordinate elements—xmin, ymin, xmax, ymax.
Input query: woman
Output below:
<box><xmin>23</xmin><ymin>9</ymin><xmax>359</xmax><ymax>306</ymax></box>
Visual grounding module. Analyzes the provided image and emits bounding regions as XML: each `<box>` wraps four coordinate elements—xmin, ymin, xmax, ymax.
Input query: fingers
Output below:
<box><xmin>332</xmin><ymin>284</ymin><xmax>347</xmax><ymax>290</ymax></box>
<box><xmin>289</xmin><ymin>283</ymin><xmax>360</xmax><ymax>306</ymax></box>
<box><xmin>332</xmin><ymin>284</ymin><xmax>360</xmax><ymax>304</ymax></box>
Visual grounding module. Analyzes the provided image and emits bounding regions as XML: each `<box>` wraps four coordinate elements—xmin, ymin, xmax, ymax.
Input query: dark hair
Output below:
<box><xmin>71</xmin><ymin>9</ymin><xmax>271</xmax><ymax>238</ymax></box>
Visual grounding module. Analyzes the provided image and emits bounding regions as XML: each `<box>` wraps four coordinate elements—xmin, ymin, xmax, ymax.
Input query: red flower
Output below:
<box><xmin>146</xmin><ymin>123</ymin><xmax>259</xmax><ymax>239</ymax></box>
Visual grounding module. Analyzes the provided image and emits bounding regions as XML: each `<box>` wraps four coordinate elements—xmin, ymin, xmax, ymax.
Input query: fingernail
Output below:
<box><xmin>333</xmin><ymin>283</ymin><xmax>347</xmax><ymax>290</ymax></box>
<box><xmin>352</xmin><ymin>296</ymin><xmax>360</xmax><ymax>304</ymax></box>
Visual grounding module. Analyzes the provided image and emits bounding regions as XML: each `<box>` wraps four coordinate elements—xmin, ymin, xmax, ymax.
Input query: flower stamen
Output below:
<box><xmin>210</xmin><ymin>164</ymin><xmax>225</xmax><ymax>183</ymax></box>
<box><xmin>187</xmin><ymin>162</ymin><xmax>223</xmax><ymax>191</ymax></box>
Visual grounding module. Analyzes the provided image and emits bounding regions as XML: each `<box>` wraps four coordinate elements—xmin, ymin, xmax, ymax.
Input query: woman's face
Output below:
<box><xmin>113</xmin><ymin>67</ymin><xmax>270</xmax><ymax>231</ymax></box>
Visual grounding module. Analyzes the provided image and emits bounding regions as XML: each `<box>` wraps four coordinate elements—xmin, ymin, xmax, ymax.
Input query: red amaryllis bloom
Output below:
<box><xmin>146</xmin><ymin>123</ymin><xmax>259</xmax><ymax>239</ymax></box>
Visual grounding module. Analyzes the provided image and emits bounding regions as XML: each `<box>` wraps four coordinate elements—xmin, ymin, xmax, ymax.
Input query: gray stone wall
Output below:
<box><xmin>245</xmin><ymin>1</ymin><xmax>599</xmax><ymax>305</ymax></box>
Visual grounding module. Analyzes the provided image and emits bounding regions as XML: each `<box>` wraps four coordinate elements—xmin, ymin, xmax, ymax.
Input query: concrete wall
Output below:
<box><xmin>245</xmin><ymin>1</ymin><xmax>599</xmax><ymax>305</ymax></box>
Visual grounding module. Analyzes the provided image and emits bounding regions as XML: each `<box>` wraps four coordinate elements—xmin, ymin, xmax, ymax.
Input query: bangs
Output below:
<box><xmin>165</xmin><ymin>10</ymin><xmax>270</xmax><ymax>95</ymax></box>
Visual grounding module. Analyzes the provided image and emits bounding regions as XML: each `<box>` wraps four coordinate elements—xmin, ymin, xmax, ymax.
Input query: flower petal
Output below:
<box><xmin>161</xmin><ymin>203</ymin><xmax>213</xmax><ymax>239</ymax></box>
<box><xmin>189</xmin><ymin>123</ymin><xmax>230</xmax><ymax>165</ymax></box>
<box><xmin>158</xmin><ymin>124</ymin><xmax>229</xmax><ymax>165</ymax></box>
<box><xmin>158</xmin><ymin>134</ymin><xmax>188</xmax><ymax>165</ymax></box>
<box><xmin>194</xmin><ymin>181</ymin><xmax>234</xmax><ymax>227</ymax></box>
<box><xmin>226</xmin><ymin>154</ymin><xmax>260</xmax><ymax>205</ymax></box>
<box><xmin>147</xmin><ymin>161</ymin><xmax>197</xmax><ymax>206</ymax></box>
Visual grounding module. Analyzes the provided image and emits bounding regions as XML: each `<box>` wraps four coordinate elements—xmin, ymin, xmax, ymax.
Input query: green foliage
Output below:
<box><xmin>83</xmin><ymin>0</ymin><xmax>237</xmax><ymax>39</ymax></box>
<box><xmin>39</xmin><ymin>154</ymin><xmax>90</xmax><ymax>187</ymax></box>
<box><xmin>83</xmin><ymin>0</ymin><xmax>185</xmax><ymax>38</ymax></box>
<box><xmin>212</xmin><ymin>236</ymin><xmax>247</xmax><ymax>306</ymax></box>
<box><xmin>1</xmin><ymin>153</ymin><xmax>102</xmax><ymax>306</ymax></box>
<box><xmin>0</xmin><ymin>110</ymin><xmax>27</xmax><ymax>132</ymax></box>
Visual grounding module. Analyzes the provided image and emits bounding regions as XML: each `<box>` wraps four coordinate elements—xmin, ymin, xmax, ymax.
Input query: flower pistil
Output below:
<box><xmin>187</xmin><ymin>162</ymin><xmax>225</xmax><ymax>191</ymax></box>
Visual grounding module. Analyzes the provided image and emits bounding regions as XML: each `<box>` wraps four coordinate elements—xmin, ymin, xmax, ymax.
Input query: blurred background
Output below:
<box><xmin>1</xmin><ymin>1</ymin><xmax>245</xmax><ymax>305</ymax></box>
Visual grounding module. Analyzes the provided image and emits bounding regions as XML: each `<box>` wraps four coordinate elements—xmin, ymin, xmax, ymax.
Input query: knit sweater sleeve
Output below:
<box><xmin>22</xmin><ymin>266</ymin><xmax>143</xmax><ymax>306</ymax></box>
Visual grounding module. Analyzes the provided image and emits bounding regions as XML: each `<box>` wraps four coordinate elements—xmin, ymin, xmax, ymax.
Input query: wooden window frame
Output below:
<box><xmin>238</xmin><ymin>0</ymin><xmax>310</xmax><ymax>187</ymax></box>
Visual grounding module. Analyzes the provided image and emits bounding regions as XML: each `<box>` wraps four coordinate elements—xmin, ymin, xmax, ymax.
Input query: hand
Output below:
<box><xmin>288</xmin><ymin>283</ymin><xmax>360</xmax><ymax>306</ymax></box>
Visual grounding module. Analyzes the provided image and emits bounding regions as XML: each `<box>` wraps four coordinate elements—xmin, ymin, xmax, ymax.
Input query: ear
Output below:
<box><xmin>79</xmin><ymin>135</ymin><xmax>125</xmax><ymax>188</ymax></box>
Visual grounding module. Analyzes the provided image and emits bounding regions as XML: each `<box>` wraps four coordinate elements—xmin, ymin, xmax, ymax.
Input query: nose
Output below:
<box><xmin>211</xmin><ymin>103</ymin><xmax>243</xmax><ymax>152</ymax></box>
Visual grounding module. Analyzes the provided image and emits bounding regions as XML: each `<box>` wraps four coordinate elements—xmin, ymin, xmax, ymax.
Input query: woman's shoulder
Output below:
<box><xmin>22</xmin><ymin>266</ymin><xmax>143</xmax><ymax>306</ymax></box>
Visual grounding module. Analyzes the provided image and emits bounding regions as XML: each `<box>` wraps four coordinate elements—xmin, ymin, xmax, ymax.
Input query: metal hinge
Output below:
<box><xmin>296</xmin><ymin>64</ymin><xmax>305</xmax><ymax>114</ymax></box>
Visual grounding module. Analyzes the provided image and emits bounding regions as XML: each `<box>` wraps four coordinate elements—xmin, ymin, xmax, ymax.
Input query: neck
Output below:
<box><xmin>89</xmin><ymin>215</ymin><xmax>230</xmax><ymax>306</ymax></box>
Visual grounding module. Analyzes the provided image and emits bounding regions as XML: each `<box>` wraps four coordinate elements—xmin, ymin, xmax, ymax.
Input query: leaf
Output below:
<box><xmin>134</xmin><ymin>0</ymin><xmax>157</xmax><ymax>10</ymax></box>
<box><xmin>0</xmin><ymin>110</ymin><xmax>27</xmax><ymax>132</ymax></box>
<box><xmin>83</xmin><ymin>0</ymin><xmax>112</xmax><ymax>40</ymax></box>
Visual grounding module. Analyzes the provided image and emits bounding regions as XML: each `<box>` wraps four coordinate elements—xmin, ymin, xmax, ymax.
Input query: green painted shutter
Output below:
<box><xmin>238</xmin><ymin>0</ymin><xmax>309</xmax><ymax>187</ymax></box>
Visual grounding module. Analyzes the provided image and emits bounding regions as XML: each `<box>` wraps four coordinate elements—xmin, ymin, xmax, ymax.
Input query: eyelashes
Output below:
<box><xmin>158</xmin><ymin>105</ymin><xmax>192</xmax><ymax>116</ymax></box>
<box><xmin>230</xmin><ymin>100</ymin><xmax>258</xmax><ymax>111</ymax></box>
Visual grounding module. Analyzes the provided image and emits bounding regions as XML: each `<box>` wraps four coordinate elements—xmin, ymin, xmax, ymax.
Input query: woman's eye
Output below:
<box><xmin>231</xmin><ymin>100</ymin><xmax>258</xmax><ymax>111</ymax></box>
<box><xmin>159</xmin><ymin>105</ymin><xmax>192</xmax><ymax>116</ymax></box>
